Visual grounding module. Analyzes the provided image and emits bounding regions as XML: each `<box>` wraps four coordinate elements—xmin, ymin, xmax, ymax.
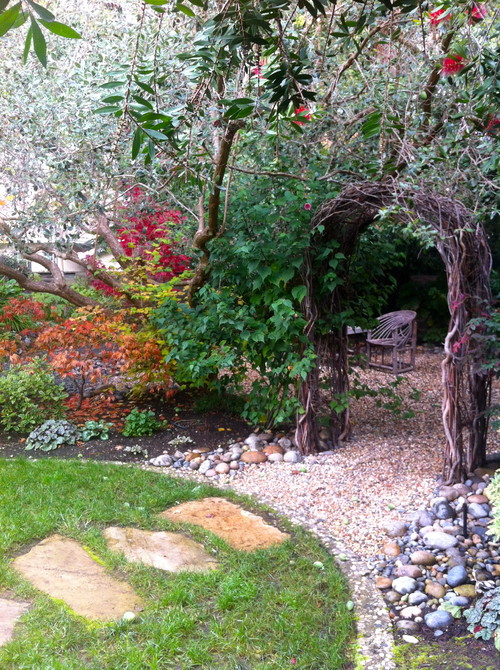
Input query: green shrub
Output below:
<box><xmin>0</xmin><ymin>360</ymin><xmax>67</xmax><ymax>433</ymax></box>
<box><xmin>25</xmin><ymin>419</ymin><xmax>79</xmax><ymax>452</ymax></box>
<box><xmin>122</xmin><ymin>408</ymin><xmax>163</xmax><ymax>437</ymax></box>
<box><xmin>79</xmin><ymin>419</ymin><xmax>112</xmax><ymax>442</ymax></box>
<box><xmin>488</xmin><ymin>471</ymin><xmax>500</xmax><ymax>541</ymax></box>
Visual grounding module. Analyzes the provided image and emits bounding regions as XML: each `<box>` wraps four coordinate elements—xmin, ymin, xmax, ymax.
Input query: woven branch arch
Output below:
<box><xmin>297</xmin><ymin>181</ymin><xmax>493</xmax><ymax>484</ymax></box>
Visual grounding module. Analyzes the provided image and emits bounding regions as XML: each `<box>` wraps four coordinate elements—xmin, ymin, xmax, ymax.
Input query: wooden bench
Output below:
<box><xmin>366</xmin><ymin>310</ymin><xmax>417</xmax><ymax>374</ymax></box>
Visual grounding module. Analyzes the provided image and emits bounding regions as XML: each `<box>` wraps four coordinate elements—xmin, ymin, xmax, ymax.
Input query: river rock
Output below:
<box><xmin>423</xmin><ymin>532</ymin><xmax>458</xmax><ymax>550</ymax></box>
<box><xmin>400</xmin><ymin>606</ymin><xmax>422</xmax><ymax>619</ymax></box>
<box><xmin>199</xmin><ymin>459</ymin><xmax>214</xmax><ymax>475</ymax></box>
<box><xmin>408</xmin><ymin>591</ymin><xmax>428</xmax><ymax>606</ymax></box>
<box><xmin>468</xmin><ymin>494</ymin><xmax>489</xmax><ymax>504</ymax></box>
<box><xmin>375</xmin><ymin>576</ymin><xmax>393</xmax><ymax>589</ymax></box>
<box><xmin>395</xmin><ymin>620</ymin><xmax>420</xmax><ymax>633</ymax></box>
<box><xmin>446</xmin><ymin>565</ymin><xmax>468</xmax><ymax>588</ymax></box>
<box><xmin>382</xmin><ymin>542</ymin><xmax>401</xmax><ymax>557</ymax></box>
<box><xmin>396</xmin><ymin>565</ymin><xmax>422</xmax><ymax>579</ymax></box>
<box><xmin>283</xmin><ymin>450</ymin><xmax>302</xmax><ymax>464</ymax></box>
<box><xmin>244</xmin><ymin>434</ymin><xmax>265</xmax><ymax>450</ymax></box>
<box><xmin>425</xmin><ymin>582</ymin><xmax>446</xmax><ymax>599</ymax></box>
<box><xmin>268</xmin><ymin>453</ymin><xmax>284</xmax><ymax>463</ymax></box>
<box><xmin>383</xmin><ymin>521</ymin><xmax>408</xmax><ymax>538</ymax></box>
<box><xmin>215</xmin><ymin>462</ymin><xmax>230</xmax><ymax>475</ymax></box>
<box><xmin>411</xmin><ymin>551</ymin><xmax>436</xmax><ymax>566</ymax></box>
<box><xmin>241</xmin><ymin>451</ymin><xmax>267</xmax><ymax>464</ymax></box>
<box><xmin>453</xmin><ymin>584</ymin><xmax>476</xmax><ymax>598</ymax></box>
<box><xmin>424</xmin><ymin>610</ymin><xmax>454</xmax><ymax>629</ymax></box>
<box><xmin>432</xmin><ymin>498</ymin><xmax>456</xmax><ymax>520</ymax></box>
<box><xmin>438</xmin><ymin>486</ymin><xmax>460</xmax><ymax>502</ymax></box>
<box><xmin>264</xmin><ymin>444</ymin><xmax>284</xmax><ymax>455</ymax></box>
<box><xmin>149</xmin><ymin>454</ymin><xmax>173</xmax><ymax>467</ymax></box>
<box><xmin>468</xmin><ymin>503</ymin><xmax>489</xmax><ymax>519</ymax></box>
<box><xmin>392</xmin><ymin>577</ymin><xmax>418</xmax><ymax>595</ymax></box>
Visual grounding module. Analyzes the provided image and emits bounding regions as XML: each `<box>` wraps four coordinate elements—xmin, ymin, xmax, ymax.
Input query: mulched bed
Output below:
<box><xmin>0</xmin><ymin>392</ymin><xmax>251</xmax><ymax>463</ymax></box>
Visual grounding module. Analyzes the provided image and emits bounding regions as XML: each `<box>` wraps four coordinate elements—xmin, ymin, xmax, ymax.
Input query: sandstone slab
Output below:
<box><xmin>161</xmin><ymin>497</ymin><xmax>289</xmax><ymax>551</ymax></box>
<box><xmin>13</xmin><ymin>535</ymin><xmax>142</xmax><ymax>621</ymax></box>
<box><xmin>104</xmin><ymin>527</ymin><xmax>219</xmax><ymax>573</ymax></box>
<box><xmin>0</xmin><ymin>598</ymin><xmax>30</xmax><ymax>647</ymax></box>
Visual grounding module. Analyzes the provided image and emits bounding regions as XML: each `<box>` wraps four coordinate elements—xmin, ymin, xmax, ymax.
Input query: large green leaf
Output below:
<box><xmin>23</xmin><ymin>24</ymin><xmax>32</xmax><ymax>63</ymax></box>
<box><xmin>0</xmin><ymin>2</ymin><xmax>20</xmax><ymax>38</ymax></box>
<box><xmin>27</xmin><ymin>1</ymin><xmax>54</xmax><ymax>21</ymax></box>
<box><xmin>30</xmin><ymin>17</ymin><xmax>47</xmax><ymax>67</ymax></box>
<box><xmin>39</xmin><ymin>19</ymin><xmax>82</xmax><ymax>39</ymax></box>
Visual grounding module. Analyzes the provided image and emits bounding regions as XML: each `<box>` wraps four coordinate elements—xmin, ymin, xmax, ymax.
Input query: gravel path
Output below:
<box><xmin>229</xmin><ymin>350</ymin><xmax>499</xmax><ymax>557</ymax></box>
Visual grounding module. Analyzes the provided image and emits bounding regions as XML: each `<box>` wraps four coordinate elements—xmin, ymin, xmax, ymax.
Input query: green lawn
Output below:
<box><xmin>0</xmin><ymin>459</ymin><xmax>354</xmax><ymax>669</ymax></box>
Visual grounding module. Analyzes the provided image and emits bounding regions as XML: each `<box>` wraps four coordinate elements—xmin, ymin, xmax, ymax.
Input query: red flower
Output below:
<box><xmin>293</xmin><ymin>106</ymin><xmax>311</xmax><ymax>125</ymax></box>
<box><xmin>485</xmin><ymin>116</ymin><xmax>500</xmax><ymax>133</ymax></box>
<box><xmin>252</xmin><ymin>63</ymin><xmax>264</xmax><ymax>78</ymax></box>
<box><xmin>304</xmin><ymin>203</ymin><xmax>312</xmax><ymax>210</ymax></box>
<box><xmin>429</xmin><ymin>8</ymin><xmax>451</xmax><ymax>25</ymax></box>
<box><xmin>442</xmin><ymin>55</ymin><xmax>466</xmax><ymax>76</ymax></box>
<box><xmin>470</xmin><ymin>4</ymin><xmax>487</xmax><ymax>21</ymax></box>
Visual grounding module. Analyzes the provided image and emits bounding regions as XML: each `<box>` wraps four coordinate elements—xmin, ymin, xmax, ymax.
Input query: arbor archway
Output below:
<box><xmin>297</xmin><ymin>181</ymin><xmax>493</xmax><ymax>484</ymax></box>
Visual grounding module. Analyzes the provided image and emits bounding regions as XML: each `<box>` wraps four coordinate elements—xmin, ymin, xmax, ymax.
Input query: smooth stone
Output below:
<box><xmin>424</xmin><ymin>610</ymin><xmax>454</xmax><ymax>629</ymax></box>
<box><xmin>161</xmin><ymin>497</ymin><xmax>289</xmax><ymax>551</ymax></box>
<box><xmin>402</xmin><ymin>635</ymin><xmax>419</xmax><ymax>644</ymax></box>
<box><xmin>395</xmin><ymin>619</ymin><xmax>420</xmax><ymax>632</ymax></box>
<box><xmin>411</xmin><ymin>551</ymin><xmax>436</xmax><ymax>566</ymax></box>
<box><xmin>283</xmin><ymin>450</ymin><xmax>302</xmax><ymax>464</ymax></box>
<box><xmin>453</xmin><ymin>584</ymin><xmax>476</xmax><ymax>598</ymax></box>
<box><xmin>104</xmin><ymin>527</ymin><xmax>218</xmax><ymax>573</ymax></box>
<box><xmin>414</xmin><ymin>511</ymin><xmax>435</xmax><ymax>528</ymax></box>
<box><xmin>432</xmin><ymin>498</ymin><xmax>456</xmax><ymax>520</ymax></box>
<box><xmin>376</xmin><ymin>576</ymin><xmax>393</xmax><ymax>589</ymax></box>
<box><xmin>396</xmin><ymin>565</ymin><xmax>422</xmax><ymax>579</ymax></box>
<box><xmin>382</xmin><ymin>542</ymin><xmax>401</xmax><ymax>557</ymax></box>
<box><xmin>408</xmin><ymin>591</ymin><xmax>428</xmax><ymax>606</ymax></box>
<box><xmin>0</xmin><ymin>598</ymin><xmax>30</xmax><ymax>647</ymax></box>
<box><xmin>400</xmin><ymin>606</ymin><xmax>422</xmax><ymax>619</ymax></box>
<box><xmin>392</xmin><ymin>577</ymin><xmax>418</xmax><ymax>595</ymax></box>
<box><xmin>453</xmin><ymin>484</ymin><xmax>470</xmax><ymax>497</ymax></box>
<box><xmin>215</xmin><ymin>462</ymin><xmax>230</xmax><ymax>475</ymax></box>
<box><xmin>468</xmin><ymin>503</ymin><xmax>489</xmax><ymax>519</ymax></box>
<box><xmin>425</xmin><ymin>583</ymin><xmax>446</xmax><ymax>599</ymax></box>
<box><xmin>263</xmin><ymin>444</ymin><xmax>284</xmax><ymax>455</ymax></box>
<box><xmin>244</xmin><ymin>434</ymin><xmax>265</xmax><ymax>450</ymax></box>
<box><xmin>468</xmin><ymin>494</ymin><xmax>489</xmax><ymax>504</ymax></box>
<box><xmin>204</xmin><ymin>468</ymin><xmax>217</xmax><ymax>477</ymax></box>
<box><xmin>385</xmin><ymin>590</ymin><xmax>401</xmax><ymax>604</ymax></box>
<box><xmin>198</xmin><ymin>460</ymin><xmax>213</xmax><ymax>475</ymax></box>
<box><xmin>241</xmin><ymin>451</ymin><xmax>267</xmax><ymax>464</ymax></box>
<box><xmin>149</xmin><ymin>454</ymin><xmax>173</xmax><ymax>467</ymax></box>
<box><xmin>438</xmin><ymin>486</ymin><xmax>460</xmax><ymax>502</ymax></box>
<box><xmin>383</xmin><ymin>521</ymin><xmax>408</xmax><ymax>538</ymax></box>
<box><xmin>449</xmin><ymin>596</ymin><xmax>469</xmax><ymax>607</ymax></box>
<box><xmin>446</xmin><ymin>548</ymin><xmax>467</xmax><ymax>568</ymax></box>
<box><xmin>13</xmin><ymin>534</ymin><xmax>142</xmax><ymax>621</ymax></box>
<box><xmin>267</xmin><ymin>453</ymin><xmax>284</xmax><ymax>463</ymax></box>
<box><xmin>423</xmin><ymin>532</ymin><xmax>458</xmax><ymax>550</ymax></box>
<box><xmin>446</xmin><ymin>566</ymin><xmax>468</xmax><ymax>588</ymax></box>
<box><xmin>229</xmin><ymin>461</ymin><xmax>240</xmax><ymax>470</ymax></box>
<box><xmin>277</xmin><ymin>437</ymin><xmax>292</xmax><ymax>449</ymax></box>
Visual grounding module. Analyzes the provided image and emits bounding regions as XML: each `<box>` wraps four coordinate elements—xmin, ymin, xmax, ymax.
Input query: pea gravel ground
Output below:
<box><xmin>228</xmin><ymin>349</ymin><xmax>500</xmax><ymax>557</ymax></box>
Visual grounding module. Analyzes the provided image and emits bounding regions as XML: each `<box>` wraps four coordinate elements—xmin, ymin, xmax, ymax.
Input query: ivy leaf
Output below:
<box><xmin>0</xmin><ymin>2</ymin><xmax>20</xmax><ymax>38</ymax></box>
<box><xmin>39</xmin><ymin>19</ymin><xmax>82</xmax><ymax>39</ymax></box>
<box><xmin>30</xmin><ymin>18</ymin><xmax>47</xmax><ymax>67</ymax></box>
<box><xmin>291</xmin><ymin>285</ymin><xmax>308</xmax><ymax>303</ymax></box>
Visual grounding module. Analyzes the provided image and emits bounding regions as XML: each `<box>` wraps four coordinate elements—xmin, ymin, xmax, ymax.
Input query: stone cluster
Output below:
<box><xmin>148</xmin><ymin>430</ymin><xmax>304</xmax><ymax>478</ymax></box>
<box><xmin>369</xmin><ymin>474</ymin><xmax>500</xmax><ymax>639</ymax></box>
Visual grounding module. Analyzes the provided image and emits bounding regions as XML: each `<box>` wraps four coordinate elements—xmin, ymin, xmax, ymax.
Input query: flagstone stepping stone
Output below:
<box><xmin>104</xmin><ymin>527</ymin><xmax>219</xmax><ymax>573</ymax></box>
<box><xmin>161</xmin><ymin>497</ymin><xmax>289</xmax><ymax>552</ymax></box>
<box><xmin>13</xmin><ymin>534</ymin><xmax>142</xmax><ymax>621</ymax></box>
<box><xmin>0</xmin><ymin>598</ymin><xmax>30</xmax><ymax>647</ymax></box>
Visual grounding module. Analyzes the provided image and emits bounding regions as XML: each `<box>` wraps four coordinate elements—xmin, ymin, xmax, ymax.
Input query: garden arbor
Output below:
<box><xmin>297</xmin><ymin>181</ymin><xmax>493</xmax><ymax>485</ymax></box>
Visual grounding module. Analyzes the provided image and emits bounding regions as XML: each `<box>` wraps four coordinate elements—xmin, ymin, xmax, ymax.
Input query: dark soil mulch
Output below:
<box><xmin>0</xmin><ymin>392</ymin><xmax>252</xmax><ymax>463</ymax></box>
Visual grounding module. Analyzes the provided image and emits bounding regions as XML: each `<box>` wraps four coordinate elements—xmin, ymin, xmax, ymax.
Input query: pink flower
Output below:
<box><xmin>304</xmin><ymin>203</ymin><xmax>312</xmax><ymax>210</ymax></box>
<box><xmin>470</xmin><ymin>3</ymin><xmax>487</xmax><ymax>21</ymax></box>
<box><xmin>429</xmin><ymin>8</ymin><xmax>451</xmax><ymax>25</ymax></box>
<box><xmin>442</xmin><ymin>55</ymin><xmax>466</xmax><ymax>76</ymax></box>
<box><xmin>293</xmin><ymin>106</ymin><xmax>311</xmax><ymax>125</ymax></box>
<box><xmin>252</xmin><ymin>62</ymin><xmax>264</xmax><ymax>78</ymax></box>
<box><xmin>290</xmin><ymin>660</ymin><xmax>297</xmax><ymax>666</ymax></box>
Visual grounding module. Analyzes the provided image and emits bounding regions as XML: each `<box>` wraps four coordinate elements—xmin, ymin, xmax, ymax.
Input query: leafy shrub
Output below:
<box><xmin>122</xmin><ymin>408</ymin><xmax>163</xmax><ymax>436</ymax></box>
<box><xmin>0</xmin><ymin>360</ymin><xmax>67</xmax><ymax>433</ymax></box>
<box><xmin>488</xmin><ymin>471</ymin><xmax>500</xmax><ymax>541</ymax></box>
<box><xmin>25</xmin><ymin>419</ymin><xmax>79</xmax><ymax>452</ymax></box>
<box><xmin>464</xmin><ymin>587</ymin><xmax>500</xmax><ymax>651</ymax></box>
<box><xmin>79</xmin><ymin>420</ymin><xmax>112</xmax><ymax>442</ymax></box>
